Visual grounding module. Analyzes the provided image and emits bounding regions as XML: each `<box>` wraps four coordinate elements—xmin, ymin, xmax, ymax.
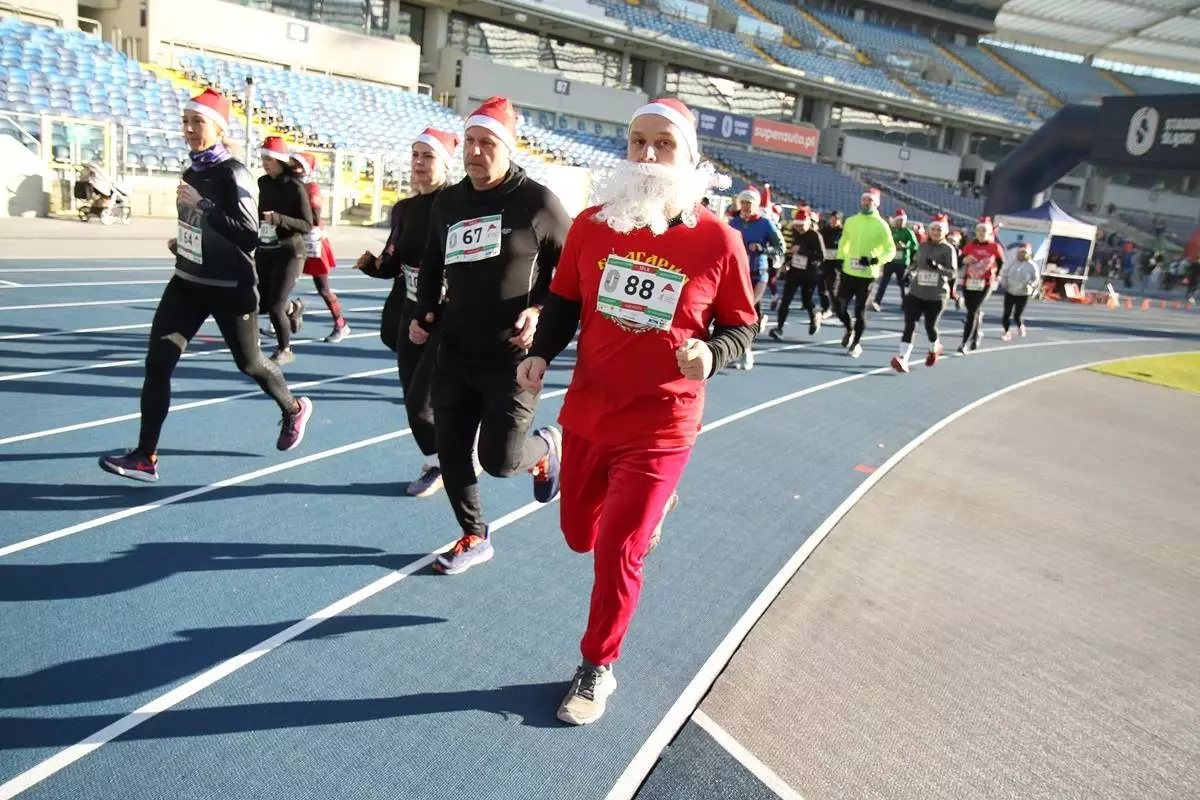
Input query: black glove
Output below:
<box><xmin>858</xmin><ymin>256</ymin><xmax>871</xmax><ymax>267</ymax></box>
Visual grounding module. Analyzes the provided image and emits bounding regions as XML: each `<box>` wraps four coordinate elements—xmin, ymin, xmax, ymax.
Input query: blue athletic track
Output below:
<box><xmin>1</xmin><ymin>258</ymin><xmax>1196</xmax><ymax>800</ymax></box>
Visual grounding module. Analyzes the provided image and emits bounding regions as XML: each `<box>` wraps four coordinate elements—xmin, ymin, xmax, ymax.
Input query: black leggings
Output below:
<box><xmin>397</xmin><ymin>301</ymin><xmax>437</xmax><ymax>457</ymax></box>
<box><xmin>432</xmin><ymin>359</ymin><xmax>548</xmax><ymax>536</ymax></box>
<box><xmin>1002</xmin><ymin>293</ymin><xmax>1029</xmax><ymax>331</ymax></box>
<box><xmin>256</xmin><ymin>246</ymin><xmax>304</xmax><ymax>350</ymax></box>
<box><xmin>819</xmin><ymin>261</ymin><xmax>841</xmax><ymax>312</ymax></box>
<box><xmin>962</xmin><ymin>288</ymin><xmax>992</xmax><ymax>346</ymax></box>
<box><xmin>380</xmin><ymin>284</ymin><xmax>404</xmax><ymax>351</ymax></box>
<box><xmin>835</xmin><ymin>273</ymin><xmax>876</xmax><ymax>347</ymax></box>
<box><xmin>777</xmin><ymin>270</ymin><xmax>817</xmax><ymax>332</ymax></box>
<box><xmin>901</xmin><ymin>294</ymin><xmax>946</xmax><ymax>344</ymax></box>
<box><xmin>138</xmin><ymin>277</ymin><xmax>295</xmax><ymax>454</ymax></box>
<box><xmin>874</xmin><ymin>261</ymin><xmax>907</xmax><ymax>305</ymax></box>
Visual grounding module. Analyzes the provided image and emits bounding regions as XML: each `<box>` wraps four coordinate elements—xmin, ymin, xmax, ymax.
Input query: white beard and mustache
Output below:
<box><xmin>593</xmin><ymin>160</ymin><xmax>730</xmax><ymax>235</ymax></box>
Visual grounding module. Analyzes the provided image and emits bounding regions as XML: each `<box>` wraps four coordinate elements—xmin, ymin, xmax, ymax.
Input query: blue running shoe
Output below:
<box><xmin>531</xmin><ymin>426</ymin><xmax>562</xmax><ymax>503</ymax></box>
<box><xmin>434</xmin><ymin>531</ymin><xmax>494</xmax><ymax>575</ymax></box>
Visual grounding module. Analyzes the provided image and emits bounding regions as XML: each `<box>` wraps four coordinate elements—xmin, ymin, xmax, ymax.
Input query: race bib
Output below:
<box><xmin>597</xmin><ymin>255</ymin><xmax>685</xmax><ymax>332</ymax></box>
<box><xmin>403</xmin><ymin>264</ymin><xmax>420</xmax><ymax>302</ymax></box>
<box><xmin>915</xmin><ymin>269</ymin><xmax>940</xmax><ymax>287</ymax></box>
<box><xmin>791</xmin><ymin>254</ymin><xmax>808</xmax><ymax>269</ymax></box>
<box><xmin>445</xmin><ymin>214</ymin><xmax>502</xmax><ymax>264</ymax></box>
<box><xmin>965</xmin><ymin>278</ymin><xmax>986</xmax><ymax>291</ymax></box>
<box><xmin>178</xmin><ymin>221</ymin><xmax>203</xmax><ymax>264</ymax></box>
<box><xmin>258</xmin><ymin>221</ymin><xmax>278</xmax><ymax>245</ymax></box>
<box><xmin>303</xmin><ymin>229</ymin><xmax>321</xmax><ymax>258</ymax></box>
<box><xmin>824</xmin><ymin>248</ymin><xmax>838</xmax><ymax>260</ymax></box>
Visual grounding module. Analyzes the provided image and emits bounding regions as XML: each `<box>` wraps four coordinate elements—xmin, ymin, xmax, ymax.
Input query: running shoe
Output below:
<box><xmin>287</xmin><ymin>298</ymin><xmax>305</xmax><ymax>335</ymax></box>
<box><xmin>768</xmin><ymin>327</ymin><xmax>782</xmax><ymax>341</ymax></box>
<box><xmin>925</xmin><ymin>343</ymin><xmax>943</xmax><ymax>367</ymax></box>
<box><xmin>890</xmin><ymin>355</ymin><xmax>909</xmax><ymax>373</ymax></box>
<box><xmin>407</xmin><ymin>464</ymin><xmax>443</xmax><ymax>497</ymax></box>
<box><xmin>99</xmin><ymin>449</ymin><xmax>158</xmax><ymax>482</ymax></box>
<box><xmin>744</xmin><ymin>348</ymin><xmax>755</xmax><ymax>370</ymax></box>
<box><xmin>277</xmin><ymin>396</ymin><xmax>313</xmax><ymax>451</ymax></box>
<box><xmin>531</xmin><ymin>426</ymin><xmax>562</xmax><ymax>503</ymax></box>
<box><xmin>645</xmin><ymin>492</ymin><xmax>680</xmax><ymax>557</ymax></box>
<box><xmin>324</xmin><ymin>322</ymin><xmax>351</xmax><ymax>343</ymax></box>
<box><xmin>957</xmin><ymin>344</ymin><xmax>967</xmax><ymax>356</ymax></box>
<box><xmin>435</xmin><ymin>531</ymin><xmax>493</xmax><ymax>575</ymax></box>
<box><xmin>971</xmin><ymin>332</ymin><xmax>983</xmax><ymax>351</ymax></box>
<box><xmin>849</xmin><ymin>343</ymin><xmax>863</xmax><ymax>358</ymax></box>
<box><xmin>270</xmin><ymin>348</ymin><xmax>295</xmax><ymax>365</ymax></box>
<box><xmin>557</xmin><ymin>662</ymin><xmax>617</xmax><ymax>726</ymax></box>
<box><xmin>870</xmin><ymin>301</ymin><xmax>881</xmax><ymax>312</ymax></box>
<box><xmin>809</xmin><ymin>315</ymin><xmax>820</xmax><ymax>336</ymax></box>
<box><xmin>1001</xmin><ymin>331</ymin><xmax>1013</xmax><ymax>342</ymax></box>
<box><xmin>1018</xmin><ymin>323</ymin><xmax>1027</xmax><ymax>338</ymax></box>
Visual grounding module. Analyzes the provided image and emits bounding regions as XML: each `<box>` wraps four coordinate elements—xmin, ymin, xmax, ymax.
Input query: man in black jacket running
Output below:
<box><xmin>410</xmin><ymin>96</ymin><xmax>571</xmax><ymax>575</ymax></box>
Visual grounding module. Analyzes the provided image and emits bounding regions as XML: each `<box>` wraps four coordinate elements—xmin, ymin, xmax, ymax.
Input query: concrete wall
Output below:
<box><xmin>20</xmin><ymin>0</ymin><xmax>77</xmax><ymax>28</ymax></box>
<box><xmin>148</xmin><ymin>0</ymin><xmax>420</xmax><ymax>88</ymax></box>
<box><xmin>455</xmin><ymin>57</ymin><xmax>647</xmax><ymax>124</ymax></box>
<box><xmin>838</xmin><ymin>134</ymin><xmax>961</xmax><ymax>182</ymax></box>
<box><xmin>1102</xmin><ymin>184</ymin><xmax>1200</xmax><ymax>220</ymax></box>
<box><xmin>0</xmin><ymin>136</ymin><xmax>51</xmax><ymax>218</ymax></box>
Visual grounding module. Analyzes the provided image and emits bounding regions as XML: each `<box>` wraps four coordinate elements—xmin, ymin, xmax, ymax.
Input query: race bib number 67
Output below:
<box><xmin>596</xmin><ymin>255</ymin><xmax>685</xmax><ymax>332</ymax></box>
<box><xmin>445</xmin><ymin>213</ymin><xmax>502</xmax><ymax>264</ymax></box>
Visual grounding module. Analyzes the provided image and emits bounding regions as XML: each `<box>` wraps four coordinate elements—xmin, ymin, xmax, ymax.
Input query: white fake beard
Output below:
<box><xmin>593</xmin><ymin>160</ymin><xmax>730</xmax><ymax>235</ymax></box>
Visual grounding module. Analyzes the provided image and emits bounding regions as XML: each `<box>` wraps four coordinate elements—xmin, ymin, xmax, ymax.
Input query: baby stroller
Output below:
<box><xmin>74</xmin><ymin>163</ymin><xmax>132</xmax><ymax>226</ymax></box>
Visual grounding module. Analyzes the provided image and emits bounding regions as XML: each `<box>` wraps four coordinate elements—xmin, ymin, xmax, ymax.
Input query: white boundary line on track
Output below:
<box><xmin>602</xmin><ymin>341</ymin><xmax>1186</xmax><ymax>800</ymax></box>
<box><xmin>0</xmin><ymin>297</ymin><xmax>161</xmax><ymax>312</ymax></box>
<box><xmin>0</xmin><ymin>330</ymin><xmax>862</xmax><ymax>444</ymax></box>
<box><xmin>0</xmin><ymin>336</ymin><xmax>1165</xmax><ymax>799</ymax></box>
<box><xmin>692</xmin><ymin>710</ymin><xmax>806</xmax><ymax>800</ymax></box>
<box><xmin>0</xmin><ymin>267</ymin><xmax>175</xmax><ymax>273</ymax></box>
<box><xmin>0</xmin><ymin>275</ymin><xmax>382</xmax><ymax>290</ymax></box>
<box><xmin>0</xmin><ymin>305</ymin><xmax>385</xmax><ymax>342</ymax></box>
<box><xmin>0</xmin><ymin>329</ymin><xmax>383</xmax><ymax>383</ymax></box>
<box><xmin>0</xmin><ymin>279</ymin><xmax>22</xmax><ymax>287</ymax></box>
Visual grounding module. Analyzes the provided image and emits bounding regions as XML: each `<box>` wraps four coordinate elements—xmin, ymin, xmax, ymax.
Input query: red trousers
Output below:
<box><xmin>560</xmin><ymin>429</ymin><xmax>693</xmax><ymax>666</ymax></box>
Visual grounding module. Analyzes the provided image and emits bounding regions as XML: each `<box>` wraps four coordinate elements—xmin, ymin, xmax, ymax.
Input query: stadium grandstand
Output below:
<box><xmin>0</xmin><ymin>0</ymin><xmax>1197</xmax><ymax>244</ymax></box>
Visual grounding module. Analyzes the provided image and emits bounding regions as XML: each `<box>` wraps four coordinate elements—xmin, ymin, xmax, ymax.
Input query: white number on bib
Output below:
<box><xmin>404</xmin><ymin>265</ymin><xmax>420</xmax><ymax>301</ymax></box>
<box><xmin>445</xmin><ymin>214</ymin><xmax>502</xmax><ymax>264</ymax></box>
<box><xmin>965</xmin><ymin>278</ymin><xmax>986</xmax><ymax>291</ymax></box>
<box><xmin>596</xmin><ymin>255</ymin><xmax>685</xmax><ymax>332</ymax></box>
<box><xmin>915</xmin><ymin>270</ymin><xmax>939</xmax><ymax>287</ymax></box>
<box><xmin>304</xmin><ymin>230</ymin><xmax>321</xmax><ymax>258</ymax></box>
<box><xmin>258</xmin><ymin>221</ymin><xmax>278</xmax><ymax>245</ymax></box>
<box><xmin>791</xmin><ymin>254</ymin><xmax>808</xmax><ymax>269</ymax></box>
<box><xmin>178</xmin><ymin>221</ymin><xmax>203</xmax><ymax>264</ymax></box>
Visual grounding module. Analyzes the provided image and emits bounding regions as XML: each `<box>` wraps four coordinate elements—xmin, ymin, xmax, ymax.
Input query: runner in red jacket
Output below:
<box><xmin>518</xmin><ymin>98</ymin><xmax>757</xmax><ymax>726</ymax></box>
<box><xmin>958</xmin><ymin>216</ymin><xmax>1006</xmax><ymax>353</ymax></box>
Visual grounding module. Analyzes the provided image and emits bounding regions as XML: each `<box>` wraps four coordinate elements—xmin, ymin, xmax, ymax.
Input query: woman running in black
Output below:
<box><xmin>770</xmin><ymin>207</ymin><xmax>826</xmax><ymax>339</ymax></box>
<box><xmin>256</xmin><ymin>135</ymin><xmax>313</xmax><ymax>364</ymax></box>
<box><xmin>99</xmin><ymin>89</ymin><xmax>313</xmax><ymax>482</ymax></box>
<box><xmin>356</xmin><ymin>127</ymin><xmax>461</xmax><ymax>497</ymax></box>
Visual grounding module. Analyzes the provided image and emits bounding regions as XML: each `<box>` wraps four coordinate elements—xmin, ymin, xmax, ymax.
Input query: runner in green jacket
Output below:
<box><xmin>835</xmin><ymin>188</ymin><xmax>897</xmax><ymax>358</ymax></box>
<box><xmin>872</xmin><ymin>208</ymin><xmax>919</xmax><ymax>310</ymax></box>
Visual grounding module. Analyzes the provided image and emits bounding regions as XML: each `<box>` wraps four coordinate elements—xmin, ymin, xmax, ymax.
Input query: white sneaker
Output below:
<box><xmin>849</xmin><ymin>343</ymin><xmax>863</xmax><ymax>358</ymax></box>
<box><xmin>406</xmin><ymin>464</ymin><xmax>443</xmax><ymax>497</ymax></box>
<box><xmin>557</xmin><ymin>663</ymin><xmax>617</xmax><ymax>726</ymax></box>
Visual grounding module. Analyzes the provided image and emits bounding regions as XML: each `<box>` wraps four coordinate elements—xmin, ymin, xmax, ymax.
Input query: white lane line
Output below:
<box><xmin>0</xmin><ymin>362</ymin><xmax>399</xmax><ymax>447</ymax></box>
<box><xmin>0</xmin><ymin>266</ymin><xmax>175</xmax><ymax>273</ymax></box>
<box><xmin>692</xmin><ymin>711</ymin><xmax>806</xmax><ymax>800</ymax></box>
<box><xmin>603</xmin><ymin>338</ymin><xmax>1176</xmax><ymax>800</ymax></box>
<box><xmin>0</xmin><ymin>276</ymin><xmax>384</xmax><ymax>290</ymax></box>
<box><xmin>0</xmin><ymin>337</ymin><xmax>1167</xmax><ymax>798</ymax></box>
<box><xmin>0</xmin><ymin>298</ymin><xmax>161</xmax><ymax>312</ymax></box>
<box><xmin>0</xmin><ymin>306</ymin><xmax>385</xmax><ymax>342</ymax></box>
<box><xmin>0</xmin><ymin>330</ymin><xmax>383</xmax><ymax>383</ymax></box>
<box><xmin>0</xmin><ymin>387</ymin><xmax>569</xmax><ymax>559</ymax></box>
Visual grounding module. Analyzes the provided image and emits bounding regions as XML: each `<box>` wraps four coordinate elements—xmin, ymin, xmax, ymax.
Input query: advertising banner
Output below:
<box><xmin>694</xmin><ymin>106</ymin><xmax>754</xmax><ymax>144</ymax></box>
<box><xmin>751</xmin><ymin>118</ymin><xmax>820</xmax><ymax>158</ymax></box>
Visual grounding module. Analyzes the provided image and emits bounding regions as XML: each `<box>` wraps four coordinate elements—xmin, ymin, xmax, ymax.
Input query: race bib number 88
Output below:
<box><xmin>597</xmin><ymin>255</ymin><xmax>685</xmax><ymax>332</ymax></box>
<box><xmin>445</xmin><ymin>214</ymin><xmax>502</xmax><ymax>264</ymax></box>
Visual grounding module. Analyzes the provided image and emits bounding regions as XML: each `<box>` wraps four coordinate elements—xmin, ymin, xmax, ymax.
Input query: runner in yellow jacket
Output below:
<box><xmin>835</xmin><ymin>188</ymin><xmax>897</xmax><ymax>357</ymax></box>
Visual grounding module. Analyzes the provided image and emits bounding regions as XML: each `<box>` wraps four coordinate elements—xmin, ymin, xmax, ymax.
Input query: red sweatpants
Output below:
<box><xmin>560</xmin><ymin>429</ymin><xmax>693</xmax><ymax>666</ymax></box>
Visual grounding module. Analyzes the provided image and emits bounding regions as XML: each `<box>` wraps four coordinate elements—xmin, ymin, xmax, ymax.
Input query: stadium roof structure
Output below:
<box><xmin>990</xmin><ymin>0</ymin><xmax>1200</xmax><ymax>73</ymax></box>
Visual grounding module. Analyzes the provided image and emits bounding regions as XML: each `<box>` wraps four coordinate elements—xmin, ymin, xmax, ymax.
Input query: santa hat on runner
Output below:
<box><xmin>893</xmin><ymin>208</ymin><xmax>908</xmax><ymax>222</ymax></box>
<box><xmin>929</xmin><ymin>213</ymin><xmax>949</xmax><ymax>234</ymax></box>
<box><xmin>185</xmin><ymin>88</ymin><xmax>230</xmax><ymax>132</ymax></box>
<box><xmin>976</xmin><ymin>216</ymin><xmax>996</xmax><ymax>237</ymax></box>
<box><xmin>630</xmin><ymin>97</ymin><xmax>700</xmax><ymax>165</ymax></box>
<box><xmin>260</xmin><ymin>135</ymin><xmax>291</xmax><ymax>163</ymax></box>
<box><xmin>793</xmin><ymin>207</ymin><xmax>813</xmax><ymax>225</ymax></box>
<box><xmin>413</xmin><ymin>127</ymin><xmax>460</xmax><ymax>168</ymax></box>
<box><xmin>290</xmin><ymin>151</ymin><xmax>316</xmax><ymax>176</ymax></box>
<box><xmin>738</xmin><ymin>185</ymin><xmax>762</xmax><ymax>208</ymax></box>
<box><xmin>861</xmin><ymin>188</ymin><xmax>881</xmax><ymax>207</ymax></box>
<box><xmin>465</xmin><ymin>96</ymin><xmax>518</xmax><ymax>153</ymax></box>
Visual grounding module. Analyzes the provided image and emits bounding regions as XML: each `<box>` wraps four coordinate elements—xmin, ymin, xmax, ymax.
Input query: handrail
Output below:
<box><xmin>0</xmin><ymin>111</ymin><xmax>40</xmax><ymax>145</ymax></box>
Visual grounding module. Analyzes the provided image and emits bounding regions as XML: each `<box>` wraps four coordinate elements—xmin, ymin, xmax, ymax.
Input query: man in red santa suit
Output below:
<box><xmin>517</xmin><ymin>98</ymin><xmax>758</xmax><ymax>726</ymax></box>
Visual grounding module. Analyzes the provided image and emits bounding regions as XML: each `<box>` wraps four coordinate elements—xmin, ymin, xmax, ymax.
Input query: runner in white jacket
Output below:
<box><xmin>999</xmin><ymin>241</ymin><xmax>1040</xmax><ymax>340</ymax></box>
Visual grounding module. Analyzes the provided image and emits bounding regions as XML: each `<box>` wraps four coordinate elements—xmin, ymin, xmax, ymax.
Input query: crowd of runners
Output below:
<box><xmin>96</xmin><ymin>87</ymin><xmax>1047</xmax><ymax>728</ymax></box>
